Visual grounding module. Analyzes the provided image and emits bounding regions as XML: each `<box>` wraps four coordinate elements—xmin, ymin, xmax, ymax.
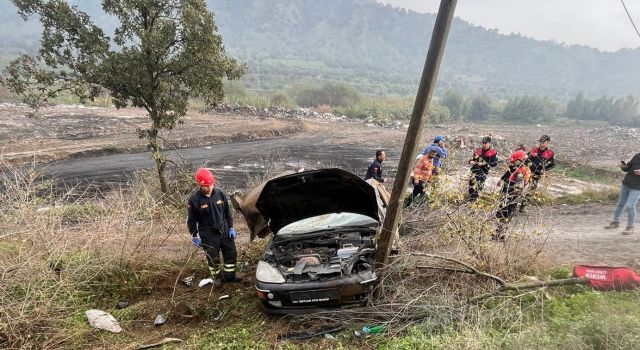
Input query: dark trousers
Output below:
<box><xmin>496</xmin><ymin>194</ymin><xmax>518</xmax><ymax>221</ymax></box>
<box><xmin>405</xmin><ymin>181</ymin><xmax>427</xmax><ymax>207</ymax></box>
<box><xmin>201</xmin><ymin>233</ymin><xmax>237</xmax><ymax>281</ymax></box>
<box><xmin>521</xmin><ymin>174</ymin><xmax>541</xmax><ymax>208</ymax></box>
<box><xmin>494</xmin><ymin>192</ymin><xmax>519</xmax><ymax>240</ymax></box>
<box><xmin>468</xmin><ymin>172</ymin><xmax>487</xmax><ymax>201</ymax></box>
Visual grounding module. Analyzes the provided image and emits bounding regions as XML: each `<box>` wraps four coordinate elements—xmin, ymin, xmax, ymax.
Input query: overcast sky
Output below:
<box><xmin>376</xmin><ymin>0</ymin><xmax>640</xmax><ymax>51</ymax></box>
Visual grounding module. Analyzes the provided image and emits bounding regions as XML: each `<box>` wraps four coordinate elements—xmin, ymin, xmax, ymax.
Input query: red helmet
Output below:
<box><xmin>509</xmin><ymin>150</ymin><xmax>527</xmax><ymax>163</ymax></box>
<box><xmin>195</xmin><ymin>167</ymin><xmax>215</xmax><ymax>186</ymax></box>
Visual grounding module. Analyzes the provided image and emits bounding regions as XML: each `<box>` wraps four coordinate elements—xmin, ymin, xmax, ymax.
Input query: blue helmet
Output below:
<box><xmin>434</xmin><ymin>135</ymin><xmax>445</xmax><ymax>143</ymax></box>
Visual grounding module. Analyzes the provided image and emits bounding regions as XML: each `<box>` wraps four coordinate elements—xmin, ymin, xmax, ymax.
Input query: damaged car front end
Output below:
<box><xmin>232</xmin><ymin>168</ymin><xmax>389</xmax><ymax>313</ymax></box>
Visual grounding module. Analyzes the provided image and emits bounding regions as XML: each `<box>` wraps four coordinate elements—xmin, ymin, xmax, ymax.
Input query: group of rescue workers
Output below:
<box><xmin>365</xmin><ymin>134</ymin><xmax>556</xmax><ymax>241</ymax></box>
<box><xmin>185</xmin><ymin>132</ymin><xmax>639</xmax><ymax>288</ymax></box>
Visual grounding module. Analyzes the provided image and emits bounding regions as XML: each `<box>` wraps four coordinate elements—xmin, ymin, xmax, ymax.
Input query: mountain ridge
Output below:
<box><xmin>1</xmin><ymin>0</ymin><xmax>639</xmax><ymax>98</ymax></box>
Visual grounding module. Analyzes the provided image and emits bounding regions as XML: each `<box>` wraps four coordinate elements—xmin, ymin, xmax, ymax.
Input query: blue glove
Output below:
<box><xmin>191</xmin><ymin>237</ymin><xmax>201</xmax><ymax>247</ymax></box>
<box><xmin>228</xmin><ymin>228</ymin><xmax>237</xmax><ymax>239</ymax></box>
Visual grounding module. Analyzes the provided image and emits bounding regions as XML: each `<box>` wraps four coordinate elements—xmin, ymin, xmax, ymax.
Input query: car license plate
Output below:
<box><xmin>290</xmin><ymin>288</ymin><xmax>340</xmax><ymax>304</ymax></box>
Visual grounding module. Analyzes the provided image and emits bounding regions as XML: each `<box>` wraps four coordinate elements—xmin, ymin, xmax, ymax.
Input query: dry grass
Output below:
<box><xmin>0</xmin><ymin>160</ymin><xmax>193</xmax><ymax>349</ymax></box>
<box><xmin>1</xmin><ymin>154</ymin><xmax>619</xmax><ymax>349</ymax></box>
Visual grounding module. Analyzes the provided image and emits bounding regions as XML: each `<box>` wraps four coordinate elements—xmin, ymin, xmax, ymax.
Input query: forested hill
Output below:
<box><xmin>2</xmin><ymin>0</ymin><xmax>640</xmax><ymax>98</ymax></box>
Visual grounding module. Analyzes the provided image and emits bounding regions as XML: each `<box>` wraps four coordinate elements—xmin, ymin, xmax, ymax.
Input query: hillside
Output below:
<box><xmin>2</xmin><ymin>0</ymin><xmax>640</xmax><ymax>98</ymax></box>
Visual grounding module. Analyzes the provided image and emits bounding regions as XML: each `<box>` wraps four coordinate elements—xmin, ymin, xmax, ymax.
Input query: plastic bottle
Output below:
<box><xmin>361</xmin><ymin>325</ymin><xmax>386</xmax><ymax>334</ymax></box>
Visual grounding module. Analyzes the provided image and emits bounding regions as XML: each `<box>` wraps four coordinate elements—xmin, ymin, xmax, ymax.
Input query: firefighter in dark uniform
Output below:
<box><xmin>494</xmin><ymin>150</ymin><xmax>531</xmax><ymax>241</ymax></box>
<box><xmin>468</xmin><ymin>136</ymin><xmax>498</xmax><ymax>202</ymax></box>
<box><xmin>520</xmin><ymin>135</ymin><xmax>555</xmax><ymax>212</ymax></box>
<box><xmin>365</xmin><ymin>150</ymin><xmax>387</xmax><ymax>183</ymax></box>
<box><xmin>187</xmin><ymin>168</ymin><xmax>239</xmax><ymax>287</ymax></box>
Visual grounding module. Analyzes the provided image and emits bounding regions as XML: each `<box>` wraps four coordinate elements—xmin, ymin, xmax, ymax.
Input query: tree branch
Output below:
<box><xmin>412</xmin><ymin>252</ymin><xmax>507</xmax><ymax>286</ymax></box>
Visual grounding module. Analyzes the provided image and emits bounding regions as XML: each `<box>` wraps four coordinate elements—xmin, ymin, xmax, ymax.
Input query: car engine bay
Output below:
<box><xmin>262</xmin><ymin>230</ymin><xmax>376</xmax><ymax>282</ymax></box>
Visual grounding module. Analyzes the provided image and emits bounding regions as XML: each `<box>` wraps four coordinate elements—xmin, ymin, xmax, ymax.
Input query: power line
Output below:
<box><xmin>620</xmin><ymin>0</ymin><xmax>640</xmax><ymax>40</ymax></box>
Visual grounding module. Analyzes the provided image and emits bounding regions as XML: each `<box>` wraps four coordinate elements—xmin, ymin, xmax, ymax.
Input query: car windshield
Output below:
<box><xmin>278</xmin><ymin>212</ymin><xmax>378</xmax><ymax>235</ymax></box>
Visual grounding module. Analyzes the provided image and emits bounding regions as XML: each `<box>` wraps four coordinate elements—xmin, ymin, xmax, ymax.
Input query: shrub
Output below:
<box><xmin>294</xmin><ymin>83</ymin><xmax>361</xmax><ymax>107</ymax></box>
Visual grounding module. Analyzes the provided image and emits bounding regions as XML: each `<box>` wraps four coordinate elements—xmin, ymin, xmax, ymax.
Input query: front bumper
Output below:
<box><xmin>255</xmin><ymin>271</ymin><xmax>377</xmax><ymax>314</ymax></box>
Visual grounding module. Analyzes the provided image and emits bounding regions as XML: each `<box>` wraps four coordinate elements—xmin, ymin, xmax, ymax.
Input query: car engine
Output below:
<box><xmin>264</xmin><ymin>231</ymin><xmax>376</xmax><ymax>282</ymax></box>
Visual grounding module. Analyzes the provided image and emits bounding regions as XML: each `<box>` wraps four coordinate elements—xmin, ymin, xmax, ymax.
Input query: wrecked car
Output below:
<box><xmin>231</xmin><ymin>168</ymin><xmax>389</xmax><ymax>313</ymax></box>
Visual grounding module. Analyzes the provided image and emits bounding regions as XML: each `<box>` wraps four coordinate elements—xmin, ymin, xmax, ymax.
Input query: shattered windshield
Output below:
<box><xmin>278</xmin><ymin>213</ymin><xmax>378</xmax><ymax>235</ymax></box>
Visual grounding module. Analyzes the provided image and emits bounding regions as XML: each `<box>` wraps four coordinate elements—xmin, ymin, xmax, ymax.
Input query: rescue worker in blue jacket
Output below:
<box><xmin>365</xmin><ymin>150</ymin><xmax>387</xmax><ymax>183</ymax></box>
<box><xmin>422</xmin><ymin>135</ymin><xmax>448</xmax><ymax>175</ymax></box>
<box><xmin>468</xmin><ymin>136</ymin><xmax>498</xmax><ymax>202</ymax></box>
<box><xmin>187</xmin><ymin>168</ymin><xmax>239</xmax><ymax>287</ymax></box>
<box><xmin>520</xmin><ymin>135</ymin><xmax>556</xmax><ymax>212</ymax></box>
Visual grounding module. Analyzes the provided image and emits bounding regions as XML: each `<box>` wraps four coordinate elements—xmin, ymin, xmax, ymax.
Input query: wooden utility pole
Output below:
<box><xmin>374</xmin><ymin>0</ymin><xmax>458</xmax><ymax>275</ymax></box>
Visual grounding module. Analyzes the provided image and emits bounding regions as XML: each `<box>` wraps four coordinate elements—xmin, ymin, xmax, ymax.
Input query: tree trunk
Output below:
<box><xmin>147</xmin><ymin>121</ymin><xmax>168</xmax><ymax>194</ymax></box>
<box><xmin>155</xmin><ymin>153</ymin><xmax>168</xmax><ymax>194</ymax></box>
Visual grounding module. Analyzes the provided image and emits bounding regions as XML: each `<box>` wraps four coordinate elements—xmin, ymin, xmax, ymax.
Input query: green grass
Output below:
<box><xmin>552</xmin><ymin>188</ymin><xmax>619</xmax><ymax>205</ymax></box>
<box><xmin>555</xmin><ymin>163</ymin><xmax>619</xmax><ymax>184</ymax></box>
<box><xmin>382</xmin><ymin>290</ymin><xmax>640</xmax><ymax>350</ymax></box>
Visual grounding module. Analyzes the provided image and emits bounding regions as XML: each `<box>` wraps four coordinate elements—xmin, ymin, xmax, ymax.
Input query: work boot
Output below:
<box><xmin>604</xmin><ymin>221</ymin><xmax>620</xmax><ymax>229</ymax></box>
<box><xmin>213</xmin><ymin>279</ymin><xmax>222</xmax><ymax>288</ymax></box>
<box><xmin>622</xmin><ymin>226</ymin><xmax>635</xmax><ymax>235</ymax></box>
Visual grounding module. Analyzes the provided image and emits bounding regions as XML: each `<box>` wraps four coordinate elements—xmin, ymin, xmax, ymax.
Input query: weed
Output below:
<box><xmin>552</xmin><ymin>188</ymin><xmax>619</xmax><ymax>205</ymax></box>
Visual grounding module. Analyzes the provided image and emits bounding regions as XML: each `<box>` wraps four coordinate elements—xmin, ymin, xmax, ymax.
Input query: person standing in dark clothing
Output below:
<box><xmin>494</xmin><ymin>150</ymin><xmax>531</xmax><ymax>240</ymax></box>
<box><xmin>187</xmin><ymin>167</ymin><xmax>239</xmax><ymax>287</ymax></box>
<box><xmin>604</xmin><ymin>152</ymin><xmax>640</xmax><ymax>235</ymax></box>
<box><xmin>520</xmin><ymin>135</ymin><xmax>556</xmax><ymax>212</ymax></box>
<box><xmin>365</xmin><ymin>150</ymin><xmax>387</xmax><ymax>183</ymax></box>
<box><xmin>468</xmin><ymin>136</ymin><xmax>498</xmax><ymax>202</ymax></box>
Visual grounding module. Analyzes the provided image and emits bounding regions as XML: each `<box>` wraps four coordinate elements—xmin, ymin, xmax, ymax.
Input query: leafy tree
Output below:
<box><xmin>467</xmin><ymin>94</ymin><xmax>492</xmax><ymax>121</ymax></box>
<box><xmin>426</xmin><ymin>103</ymin><xmax>451</xmax><ymax>124</ymax></box>
<box><xmin>564</xmin><ymin>92</ymin><xmax>640</xmax><ymax>126</ymax></box>
<box><xmin>294</xmin><ymin>83</ymin><xmax>361</xmax><ymax>107</ymax></box>
<box><xmin>501</xmin><ymin>95</ymin><xmax>557</xmax><ymax>123</ymax></box>
<box><xmin>3</xmin><ymin>0</ymin><xmax>244</xmax><ymax>194</ymax></box>
<box><xmin>440</xmin><ymin>89</ymin><xmax>466</xmax><ymax>120</ymax></box>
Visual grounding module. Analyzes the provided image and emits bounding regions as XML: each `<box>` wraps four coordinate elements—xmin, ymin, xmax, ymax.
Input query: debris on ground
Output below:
<box><xmin>85</xmin><ymin>309</ymin><xmax>122</xmax><ymax>333</ymax></box>
<box><xmin>361</xmin><ymin>325</ymin><xmax>386</xmax><ymax>334</ymax></box>
<box><xmin>198</xmin><ymin>278</ymin><xmax>213</xmax><ymax>287</ymax></box>
<box><xmin>153</xmin><ymin>314</ymin><xmax>167</xmax><ymax>326</ymax></box>
<box><xmin>277</xmin><ymin>324</ymin><xmax>345</xmax><ymax>341</ymax></box>
<box><xmin>181</xmin><ymin>275</ymin><xmax>194</xmax><ymax>287</ymax></box>
<box><xmin>115</xmin><ymin>300</ymin><xmax>129</xmax><ymax>309</ymax></box>
<box><xmin>210</xmin><ymin>309</ymin><xmax>224</xmax><ymax>322</ymax></box>
<box><xmin>136</xmin><ymin>337</ymin><xmax>183</xmax><ymax>350</ymax></box>
<box><xmin>323</xmin><ymin>333</ymin><xmax>337</xmax><ymax>341</ymax></box>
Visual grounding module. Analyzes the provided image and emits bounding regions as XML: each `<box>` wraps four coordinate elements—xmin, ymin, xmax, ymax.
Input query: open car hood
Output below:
<box><xmin>231</xmin><ymin>169</ymin><xmax>389</xmax><ymax>240</ymax></box>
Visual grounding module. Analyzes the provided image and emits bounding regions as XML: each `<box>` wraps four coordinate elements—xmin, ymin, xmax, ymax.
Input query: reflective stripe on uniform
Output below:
<box><xmin>208</xmin><ymin>266</ymin><xmax>220</xmax><ymax>276</ymax></box>
<box><xmin>223</xmin><ymin>264</ymin><xmax>235</xmax><ymax>272</ymax></box>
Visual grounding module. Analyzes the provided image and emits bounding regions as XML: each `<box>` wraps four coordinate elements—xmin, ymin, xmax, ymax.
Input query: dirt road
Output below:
<box><xmin>540</xmin><ymin>203</ymin><xmax>640</xmax><ymax>266</ymax></box>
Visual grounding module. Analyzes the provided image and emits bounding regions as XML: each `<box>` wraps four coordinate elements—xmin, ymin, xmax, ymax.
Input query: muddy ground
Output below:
<box><xmin>0</xmin><ymin>103</ymin><xmax>304</xmax><ymax>165</ymax></box>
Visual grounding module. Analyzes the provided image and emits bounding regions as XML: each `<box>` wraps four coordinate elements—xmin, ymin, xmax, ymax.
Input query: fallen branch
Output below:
<box><xmin>412</xmin><ymin>253</ymin><xmax>507</xmax><ymax>286</ymax></box>
<box><xmin>470</xmin><ymin>277</ymin><xmax>589</xmax><ymax>302</ymax></box>
<box><xmin>136</xmin><ymin>338</ymin><xmax>183</xmax><ymax>350</ymax></box>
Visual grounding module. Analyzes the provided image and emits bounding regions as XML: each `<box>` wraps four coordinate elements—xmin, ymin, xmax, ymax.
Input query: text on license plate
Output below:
<box><xmin>290</xmin><ymin>288</ymin><xmax>340</xmax><ymax>304</ymax></box>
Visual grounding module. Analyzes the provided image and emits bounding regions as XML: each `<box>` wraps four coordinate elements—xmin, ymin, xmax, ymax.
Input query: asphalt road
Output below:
<box><xmin>39</xmin><ymin>135</ymin><xmax>385</xmax><ymax>190</ymax></box>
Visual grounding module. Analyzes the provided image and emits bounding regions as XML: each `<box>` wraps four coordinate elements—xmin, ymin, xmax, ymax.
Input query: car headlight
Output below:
<box><xmin>256</xmin><ymin>261</ymin><xmax>286</xmax><ymax>284</ymax></box>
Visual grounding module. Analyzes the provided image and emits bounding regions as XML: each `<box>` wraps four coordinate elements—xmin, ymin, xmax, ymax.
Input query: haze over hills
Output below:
<box><xmin>1</xmin><ymin>0</ymin><xmax>640</xmax><ymax>99</ymax></box>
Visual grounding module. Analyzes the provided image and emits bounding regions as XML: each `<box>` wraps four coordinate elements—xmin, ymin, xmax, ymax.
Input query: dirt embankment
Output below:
<box><xmin>0</xmin><ymin>104</ymin><xmax>305</xmax><ymax>165</ymax></box>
